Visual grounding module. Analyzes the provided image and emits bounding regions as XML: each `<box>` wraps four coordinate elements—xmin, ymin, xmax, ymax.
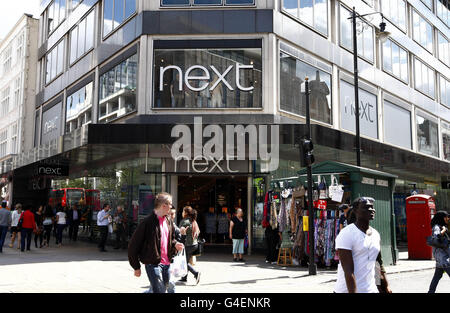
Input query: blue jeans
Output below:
<box><xmin>56</xmin><ymin>224</ymin><xmax>65</xmax><ymax>244</ymax></box>
<box><xmin>428</xmin><ymin>267</ymin><xmax>450</xmax><ymax>293</ymax></box>
<box><xmin>144</xmin><ymin>264</ymin><xmax>172</xmax><ymax>293</ymax></box>
<box><xmin>0</xmin><ymin>225</ymin><xmax>8</xmax><ymax>252</ymax></box>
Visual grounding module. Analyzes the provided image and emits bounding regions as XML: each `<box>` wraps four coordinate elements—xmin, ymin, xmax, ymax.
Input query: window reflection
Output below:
<box><xmin>103</xmin><ymin>0</ymin><xmax>135</xmax><ymax>37</ymax></box>
<box><xmin>66</xmin><ymin>82</ymin><xmax>93</xmax><ymax>133</ymax></box>
<box><xmin>417</xmin><ymin>115</ymin><xmax>439</xmax><ymax>157</ymax></box>
<box><xmin>282</xmin><ymin>0</ymin><xmax>328</xmax><ymax>36</ymax></box>
<box><xmin>442</xmin><ymin>121</ymin><xmax>450</xmax><ymax>161</ymax></box>
<box><xmin>340</xmin><ymin>6</ymin><xmax>373</xmax><ymax>62</ymax></box>
<box><xmin>99</xmin><ymin>54</ymin><xmax>137</xmax><ymax>123</ymax></box>
<box><xmin>280</xmin><ymin>52</ymin><xmax>331</xmax><ymax>124</ymax></box>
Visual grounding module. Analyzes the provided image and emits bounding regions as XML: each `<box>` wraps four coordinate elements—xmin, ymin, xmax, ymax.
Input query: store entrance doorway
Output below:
<box><xmin>177</xmin><ymin>176</ymin><xmax>248</xmax><ymax>250</ymax></box>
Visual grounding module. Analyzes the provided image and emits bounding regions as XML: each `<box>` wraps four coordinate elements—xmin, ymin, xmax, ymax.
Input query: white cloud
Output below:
<box><xmin>0</xmin><ymin>0</ymin><xmax>41</xmax><ymax>40</ymax></box>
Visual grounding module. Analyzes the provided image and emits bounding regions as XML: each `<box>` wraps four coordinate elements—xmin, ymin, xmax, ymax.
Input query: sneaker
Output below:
<box><xmin>265</xmin><ymin>260</ymin><xmax>270</xmax><ymax>263</ymax></box>
<box><xmin>239</xmin><ymin>258</ymin><xmax>245</xmax><ymax>262</ymax></box>
<box><xmin>195</xmin><ymin>272</ymin><xmax>201</xmax><ymax>285</ymax></box>
<box><xmin>271</xmin><ymin>261</ymin><xmax>277</xmax><ymax>265</ymax></box>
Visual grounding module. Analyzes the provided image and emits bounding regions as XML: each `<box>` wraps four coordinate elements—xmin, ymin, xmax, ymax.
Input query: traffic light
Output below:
<box><xmin>300</xmin><ymin>138</ymin><xmax>315</xmax><ymax>167</ymax></box>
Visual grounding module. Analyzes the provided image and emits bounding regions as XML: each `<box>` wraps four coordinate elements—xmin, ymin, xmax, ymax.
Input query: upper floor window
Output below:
<box><xmin>13</xmin><ymin>77</ymin><xmax>21</xmax><ymax>108</ymax></box>
<box><xmin>71</xmin><ymin>0</ymin><xmax>83</xmax><ymax>10</ymax></box>
<box><xmin>46</xmin><ymin>39</ymin><xmax>65</xmax><ymax>85</ymax></box>
<box><xmin>437</xmin><ymin>0</ymin><xmax>450</xmax><ymax>27</ymax></box>
<box><xmin>66</xmin><ymin>82</ymin><xmax>93</xmax><ymax>133</ymax></box>
<box><xmin>382</xmin><ymin>38</ymin><xmax>408</xmax><ymax>83</ymax></box>
<box><xmin>0</xmin><ymin>129</ymin><xmax>7</xmax><ymax>158</ymax></box>
<box><xmin>2</xmin><ymin>46</ymin><xmax>12</xmax><ymax>75</ymax></box>
<box><xmin>414</xmin><ymin>58</ymin><xmax>435</xmax><ymax>98</ymax></box>
<box><xmin>340</xmin><ymin>5</ymin><xmax>374</xmax><ymax>63</ymax></box>
<box><xmin>438</xmin><ymin>31</ymin><xmax>450</xmax><ymax>67</ymax></box>
<box><xmin>442</xmin><ymin>121</ymin><xmax>450</xmax><ymax>161</ymax></box>
<box><xmin>440</xmin><ymin>75</ymin><xmax>450</xmax><ymax>108</ymax></box>
<box><xmin>380</xmin><ymin>0</ymin><xmax>406</xmax><ymax>31</ymax></box>
<box><xmin>420</xmin><ymin>0</ymin><xmax>433</xmax><ymax>10</ymax></box>
<box><xmin>280</xmin><ymin>51</ymin><xmax>332</xmax><ymax>124</ymax></box>
<box><xmin>16</xmin><ymin>33</ymin><xmax>24</xmax><ymax>63</ymax></box>
<box><xmin>282</xmin><ymin>0</ymin><xmax>328</xmax><ymax>36</ymax></box>
<box><xmin>47</xmin><ymin>0</ymin><xmax>67</xmax><ymax>35</ymax></box>
<box><xmin>412</xmin><ymin>10</ymin><xmax>433</xmax><ymax>53</ymax></box>
<box><xmin>103</xmin><ymin>0</ymin><xmax>136</xmax><ymax>38</ymax></box>
<box><xmin>1</xmin><ymin>87</ymin><xmax>10</xmax><ymax>117</ymax></box>
<box><xmin>416</xmin><ymin>113</ymin><xmax>439</xmax><ymax>157</ymax></box>
<box><xmin>161</xmin><ymin>0</ymin><xmax>254</xmax><ymax>5</ymax></box>
<box><xmin>99</xmin><ymin>53</ymin><xmax>137</xmax><ymax>123</ymax></box>
<box><xmin>10</xmin><ymin>123</ymin><xmax>18</xmax><ymax>155</ymax></box>
<box><xmin>70</xmin><ymin>9</ymin><xmax>95</xmax><ymax>65</ymax></box>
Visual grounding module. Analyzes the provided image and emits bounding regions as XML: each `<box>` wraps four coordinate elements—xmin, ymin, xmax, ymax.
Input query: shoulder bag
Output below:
<box><xmin>426</xmin><ymin>234</ymin><xmax>449</xmax><ymax>249</ymax></box>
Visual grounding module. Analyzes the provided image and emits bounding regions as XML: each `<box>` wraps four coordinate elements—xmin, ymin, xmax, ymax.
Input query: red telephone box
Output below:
<box><xmin>405</xmin><ymin>194</ymin><xmax>436</xmax><ymax>260</ymax></box>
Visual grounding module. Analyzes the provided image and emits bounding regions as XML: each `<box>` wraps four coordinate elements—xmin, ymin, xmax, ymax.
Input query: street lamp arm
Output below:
<box><xmin>347</xmin><ymin>11</ymin><xmax>384</xmax><ymax>20</ymax></box>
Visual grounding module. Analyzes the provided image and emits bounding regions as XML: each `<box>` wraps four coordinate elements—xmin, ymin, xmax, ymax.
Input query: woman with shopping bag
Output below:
<box><xmin>178</xmin><ymin>206</ymin><xmax>201</xmax><ymax>285</ymax></box>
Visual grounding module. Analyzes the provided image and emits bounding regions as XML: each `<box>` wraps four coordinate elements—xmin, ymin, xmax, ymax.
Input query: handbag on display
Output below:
<box><xmin>292</xmin><ymin>186</ymin><xmax>306</xmax><ymax>198</ymax></box>
<box><xmin>329</xmin><ymin>175</ymin><xmax>344</xmax><ymax>203</ymax></box>
<box><xmin>318</xmin><ymin>176</ymin><xmax>328</xmax><ymax>199</ymax></box>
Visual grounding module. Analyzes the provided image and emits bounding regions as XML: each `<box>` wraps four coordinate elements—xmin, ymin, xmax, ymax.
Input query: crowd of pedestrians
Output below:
<box><xmin>0</xmin><ymin>199</ymin><xmax>132</xmax><ymax>253</ymax></box>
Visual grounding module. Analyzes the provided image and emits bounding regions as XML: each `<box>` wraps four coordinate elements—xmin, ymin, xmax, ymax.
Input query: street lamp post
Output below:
<box><xmin>303</xmin><ymin>78</ymin><xmax>317</xmax><ymax>276</ymax></box>
<box><xmin>350</xmin><ymin>7</ymin><xmax>389</xmax><ymax>167</ymax></box>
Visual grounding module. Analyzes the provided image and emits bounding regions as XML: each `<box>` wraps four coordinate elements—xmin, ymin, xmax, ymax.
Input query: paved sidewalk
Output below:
<box><xmin>0</xmin><ymin>235</ymin><xmax>440</xmax><ymax>293</ymax></box>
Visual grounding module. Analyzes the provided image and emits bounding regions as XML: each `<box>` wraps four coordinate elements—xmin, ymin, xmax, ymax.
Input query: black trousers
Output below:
<box><xmin>265</xmin><ymin>227</ymin><xmax>279</xmax><ymax>262</ymax></box>
<box><xmin>98</xmin><ymin>226</ymin><xmax>108</xmax><ymax>250</ymax></box>
<box><xmin>44</xmin><ymin>225</ymin><xmax>53</xmax><ymax>245</ymax></box>
<box><xmin>69</xmin><ymin>220</ymin><xmax>80</xmax><ymax>241</ymax></box>
<box><xmin>115</xmin><ymin>225</ymin><xmax>127</xmax><ymax>248</ymax></box>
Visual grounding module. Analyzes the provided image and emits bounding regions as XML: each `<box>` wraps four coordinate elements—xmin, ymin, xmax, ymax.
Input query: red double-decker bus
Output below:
<box><xmin>48</xmin><ymin>188</ymin><xmax>86</xmax><ymax>208</ymax></box>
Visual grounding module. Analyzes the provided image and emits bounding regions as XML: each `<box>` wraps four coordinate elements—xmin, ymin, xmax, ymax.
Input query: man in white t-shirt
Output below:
<box><xmin>334</xmin><ymin>197</ymin><xmax>392</xmax><ymax>293</ymax></box>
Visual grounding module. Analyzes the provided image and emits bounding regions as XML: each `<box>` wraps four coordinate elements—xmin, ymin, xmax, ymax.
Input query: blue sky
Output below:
<box><xmin>0</xmin><ymin>0</ymin><xmax>41</xmax><ymax>40</ymax></box>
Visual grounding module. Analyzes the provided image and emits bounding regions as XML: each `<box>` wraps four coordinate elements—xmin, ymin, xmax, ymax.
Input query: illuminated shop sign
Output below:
<box><xmin>154</xmin><ymin>48</ymin><xmax>262</xmax><ymax>108</ymax></box>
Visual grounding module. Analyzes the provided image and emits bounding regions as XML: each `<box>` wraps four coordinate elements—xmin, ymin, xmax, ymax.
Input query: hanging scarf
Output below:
<box><xmin>278</xmin><ymin>198</ymin><xmax>288</xmax><ymax>232</ymax></box>
<box><xmin>262</xmin><ymin>191</ymin><xmax>270</xmax><ymax>228</ymax></box>
<box><xmin>269</xmin><ymin>201</ymin><xmax>278</xmax><ymax>230</ymax></box>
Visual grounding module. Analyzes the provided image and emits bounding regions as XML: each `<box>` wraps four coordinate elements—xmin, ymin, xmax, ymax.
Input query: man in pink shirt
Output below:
<box><xmin>128</xmin><ymin>192</ymin><xmax>184</xmax><ymax>293</ymax></box>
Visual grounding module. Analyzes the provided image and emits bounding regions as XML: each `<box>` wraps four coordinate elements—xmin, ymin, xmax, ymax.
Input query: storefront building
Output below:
<box><xmin>8</xmin><ymin>0</ymin><xmax>450</xmax><ymax>265</ymax></box>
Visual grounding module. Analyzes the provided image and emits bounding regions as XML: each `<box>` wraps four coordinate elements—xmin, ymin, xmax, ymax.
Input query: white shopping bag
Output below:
<box><xmin>169</xmin><ymin>248</ymin><xmax>188</xmax><ymax>279</ymax></box>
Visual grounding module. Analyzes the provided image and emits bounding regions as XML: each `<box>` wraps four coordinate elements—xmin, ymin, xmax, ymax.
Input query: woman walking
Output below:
<box><xmin>20</xmin><ymin>205</ymin><xmax>36</xmax><ymax>252</ymax></box>
<box><xmin>179</xmin><ymin>206</ymin><xmax>201</xmax><ymax>285</ymax></box>
<box><xmin>9</xmin><ymin>204</ymin><xmax>22</xmax><ymax>249</ymax></box>
<box><xmin>42</xmin><ymin>205</ymin><xmax>54</xmax><ymax>247</ymax></box>
<box><xmin>229</xmin><ymin>208</ymin><xmax>247</xmax><ymax>262</ymax></box>
<box><xmin>428</xmin><ymin>211</ymin><xmax>450</xmax><ymax>293</ymax></box>
<box><xmin>55</xmin><ymin>207</ymin><xmax>67</xmax><ymax>247</ymax></box>
<box><xmin>34</xmin><ymin>206</ymin><xmax>44</xmax><ymax>248</ymax></box>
